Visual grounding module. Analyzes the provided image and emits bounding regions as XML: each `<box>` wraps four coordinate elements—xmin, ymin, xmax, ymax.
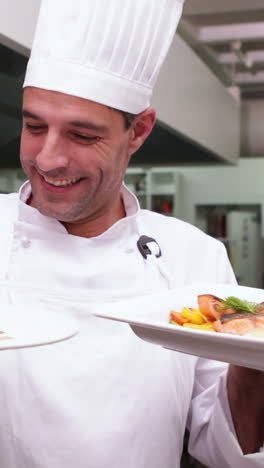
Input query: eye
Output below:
<box><xmin>24</xmin><ymin>123</ymin><xmax>46</xmax><ymax>134</ymax></box>
<box><xmin>72</xmin><ymin>133</ymin><xmax>99</xmax><ymax>144</ymax></box>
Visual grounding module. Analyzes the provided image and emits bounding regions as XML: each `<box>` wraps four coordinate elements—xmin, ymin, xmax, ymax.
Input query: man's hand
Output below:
<box><xmin>227</xmin><ymin>365</ymin><xmax>264</xmax><ymax>454</ymax></box>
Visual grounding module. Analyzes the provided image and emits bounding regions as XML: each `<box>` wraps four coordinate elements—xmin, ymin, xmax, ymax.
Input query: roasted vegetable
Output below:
<box><xmin>181</xmin><ymin>308</ymin><xmax>206</xmax><ymax>325</ymax></box>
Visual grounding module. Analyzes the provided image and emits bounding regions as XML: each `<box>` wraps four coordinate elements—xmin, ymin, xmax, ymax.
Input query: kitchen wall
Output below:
<box><xmin>176</xmin><ymin>157</ymin><xmax>264</xmax><ymax>233</ymax></box>
<box><xmin>0</xmin><ymin>168</ymin><xmax>26</xmax><ymax>193</ymax></box>
<box><xmin>152</xmin><ymin>34</ymin><xmax>240</xmax><ymax>163</ymax></box>
<box><xmin>127</xmin><ymin>158</ymin><xmax>264</xmax><ymax>288</ymax></box>
<box><xmin>0</xmin><ymin>0</ymin><xmax>40</xmax><ymax>55</ymax></box>
<box><xmin>241</xmin><ymin>99</ymin><xmax>264</xmax><ymax>156</ymax></box>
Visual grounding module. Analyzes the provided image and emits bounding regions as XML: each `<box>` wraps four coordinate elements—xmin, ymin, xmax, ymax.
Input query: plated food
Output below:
<box><xmin>95</xmin><ymin>284</ymin><xmax>264</xmax><ymax>370</ymax></box>
<box><xmin>170</xmin><ymin>294</ymin><xmax>264</xmax><ymax>338</ymax></box>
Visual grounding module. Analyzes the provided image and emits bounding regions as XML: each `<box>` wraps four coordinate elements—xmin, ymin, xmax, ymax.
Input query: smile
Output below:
<box><xmin>43</xmin><ymin>176</ymin><xmax>82</xmax><ymax>187</ymax></box>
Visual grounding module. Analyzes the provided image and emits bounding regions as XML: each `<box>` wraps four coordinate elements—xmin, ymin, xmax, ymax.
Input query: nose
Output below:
<box><xmin>36</xmin><ymin>130</ymin><xmax>69</xmax><ymax>173</ymax></box>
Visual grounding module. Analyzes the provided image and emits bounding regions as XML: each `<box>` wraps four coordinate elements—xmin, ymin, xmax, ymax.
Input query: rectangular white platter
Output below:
<box><xmin>94</xmin><ymin>283</ymin><xmax>264</xmax><ymax>371</ymax></box>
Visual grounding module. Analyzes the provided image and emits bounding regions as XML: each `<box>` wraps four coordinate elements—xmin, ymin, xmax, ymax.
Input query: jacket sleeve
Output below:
<box><xmin>187</xmin><ymin>359</ymin><xmax>264</xmax><ymax>467</ymax></box>
<box><xmin>186</xmin><ymin>242</ymin><xmax>264</xmax><ymax>467</ymax></box>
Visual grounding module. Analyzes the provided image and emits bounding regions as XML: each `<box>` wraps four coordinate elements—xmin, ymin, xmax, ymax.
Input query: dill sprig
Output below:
<box><xmin>220</xmin><ymin>296</ymin><xmax>259</xmax><ymax>314</ymax></box>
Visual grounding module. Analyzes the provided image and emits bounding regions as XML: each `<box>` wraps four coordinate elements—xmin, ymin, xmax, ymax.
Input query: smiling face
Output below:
<box><xmin>21</xmin><ymin>87</ymin><xmax>155</xmax><ymax>237</ymax></box>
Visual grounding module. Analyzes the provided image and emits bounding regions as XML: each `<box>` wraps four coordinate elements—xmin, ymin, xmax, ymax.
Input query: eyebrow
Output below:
<box><xmin>22</xmin><ymin>110</ymin><xmax>43</xmax><ymax>121</ymax></box>
<box><xmin>70</xmin><ymin>120</ymin><xmax>108</xmax><ymax>133</ymax></box>
<box><xmin>22</xmin><ymin>109</ymin><xmax>109</xmax><ymax>133</ymax></box>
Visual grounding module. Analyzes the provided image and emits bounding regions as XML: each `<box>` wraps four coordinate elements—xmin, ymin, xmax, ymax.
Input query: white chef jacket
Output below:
<box><xmin>0</xmin><ymin>181</ymin><xmax>263</xmax><ymax>468</ymax></box>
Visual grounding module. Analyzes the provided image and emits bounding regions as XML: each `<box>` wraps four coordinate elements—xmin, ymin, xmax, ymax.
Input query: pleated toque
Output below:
<box><xmin>24</xmin><ymin>0</ymin><xmax>184</xmax><ymax>113</ymax></box>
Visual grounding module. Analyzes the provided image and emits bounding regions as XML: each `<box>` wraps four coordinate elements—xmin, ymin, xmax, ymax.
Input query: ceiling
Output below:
<box><xmin>180</xmin><ymin>0</ymin><xmax>264</xmax><ymax>99</ymax></box>
<box><xmin>1</xmin><ymin>2</ymin><xmax>264</xmax><ymax>168</ymax></box>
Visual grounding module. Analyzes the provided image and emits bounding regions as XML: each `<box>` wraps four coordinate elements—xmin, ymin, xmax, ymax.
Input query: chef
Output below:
<box><xmin>0</xmin><ymin>0</ymin><xmax>263</xmax><ymax>467</ymax></box>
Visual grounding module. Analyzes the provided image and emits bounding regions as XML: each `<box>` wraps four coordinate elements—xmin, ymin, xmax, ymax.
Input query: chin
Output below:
<box><xmin>38</xmin><ymin>205</ymin><xmax>82</xmax><ymax>223</ymax></box>
<box><xmin>33</xmin><ymin>200</ymin><xmax>62</xmax><ymax>220</ymax></box>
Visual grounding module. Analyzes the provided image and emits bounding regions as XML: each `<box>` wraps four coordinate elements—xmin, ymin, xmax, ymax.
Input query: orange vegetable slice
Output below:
<box><xmin>170</xmin><ymin>311</ymin><xmax>188</xmax><ymax>325</ymax></box>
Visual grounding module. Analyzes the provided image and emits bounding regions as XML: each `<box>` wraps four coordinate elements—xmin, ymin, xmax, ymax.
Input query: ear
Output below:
<box><xmin>128</xmin><ymin>107</ymin><xmax>156</xmax><ymax>156</ymax></box>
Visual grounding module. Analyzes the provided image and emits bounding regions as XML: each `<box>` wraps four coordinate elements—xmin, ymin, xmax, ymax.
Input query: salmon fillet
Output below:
<box><xmin>213</xmin><ymin>313</ymin><xmax>264</xmax><ymax>336</ymax></box>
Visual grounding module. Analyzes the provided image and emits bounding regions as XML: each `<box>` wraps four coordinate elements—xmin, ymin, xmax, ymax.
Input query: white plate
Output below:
<box><xmin>94</xmin><ymin>284</ymin><xmax>264</xmax><ymax>371</ymax></box>
<box><xmin>0</xmin><ymin>305</ymin><xmax>79</xmax><ymax>350</ymax></box>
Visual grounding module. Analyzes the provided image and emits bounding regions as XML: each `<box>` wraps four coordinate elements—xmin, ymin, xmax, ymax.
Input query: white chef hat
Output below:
<box><xmin>24</xmin><ymin>0</ymin><xmax>184</xmax><ymax>114</ymax></box>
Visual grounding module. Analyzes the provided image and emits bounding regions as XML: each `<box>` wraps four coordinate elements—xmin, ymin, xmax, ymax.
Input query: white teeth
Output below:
<box><xmin>43</xmin><ymin>176</ymin><xmax>81</xmax><ymax>186</ymax></box>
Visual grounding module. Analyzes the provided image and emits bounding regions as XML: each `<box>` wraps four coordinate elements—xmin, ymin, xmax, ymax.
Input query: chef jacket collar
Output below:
<box><xmin>17</xmin><ymin>180</ymin><xmax>141</xmax><ymax>239</ymax></box>
<box><xmin>17</xmin><ymin>180</ymin><xmax>172</xmax><ymax>288</ymax></box>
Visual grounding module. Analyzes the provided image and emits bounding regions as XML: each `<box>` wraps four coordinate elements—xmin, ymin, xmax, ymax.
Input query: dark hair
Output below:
<box><xmin>108</xmin><ymin>106</ymin><xmax>136</xmax><ymax>130</ymax></box>
<box><xmin>122</xmin><ymin>111</ymin><xmax>136</xmax><ymax>129</ymax></box>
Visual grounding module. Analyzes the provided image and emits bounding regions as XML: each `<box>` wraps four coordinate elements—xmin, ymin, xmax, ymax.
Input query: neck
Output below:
<box><xmin>62</xmin><ymin>198</ymin><xmax>126</xmax><ymax>237</ymax></box>
<box><xmin>27</xmin><ymin>194</ymin><xmax>126</xmax><ymax>238</ymax></box>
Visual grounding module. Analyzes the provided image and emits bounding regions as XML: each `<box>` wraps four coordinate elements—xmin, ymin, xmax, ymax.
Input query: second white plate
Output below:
<box><xmin>0</xmin><ymin>304</ymin><xmax>79</xmax><ymax>350</ymax></box>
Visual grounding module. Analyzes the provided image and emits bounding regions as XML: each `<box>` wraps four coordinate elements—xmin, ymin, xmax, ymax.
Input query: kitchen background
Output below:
<box><xmin>1</xmin><ymin>1</ymin><xmax>264</xmax><ymax>466</ymax></box>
